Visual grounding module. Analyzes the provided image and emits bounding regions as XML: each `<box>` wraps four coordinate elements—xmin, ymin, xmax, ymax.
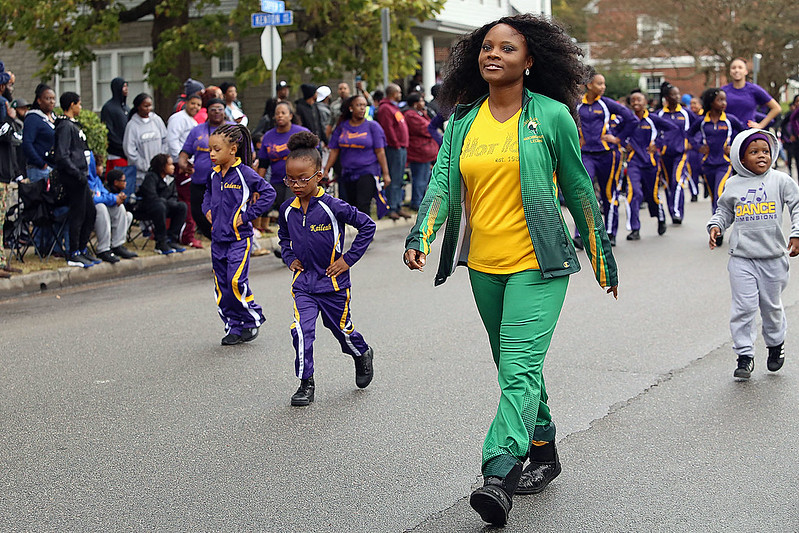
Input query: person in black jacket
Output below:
<box><xmin>100</xmin><ymin>78</ymin><xmax>129</xmax><ymax>175</ymax></box>
<box><xmin>0</xmin><ymin>96</ymin><xmax>23</xmax><ymax>277</ymax></box>
<box><xmin>294</xmin><ymin>84</ymin><xmax>327</xmax><ymax>145</ymax></box>
<box><xmin>53</xmin><ymin>92</ymin><xmax>98</xmax><ymax>268</ymax></box>
<box><xmin>136</xmin><ymin>153</ymin><xmax>187</xmax><ymax>255</ymax></box>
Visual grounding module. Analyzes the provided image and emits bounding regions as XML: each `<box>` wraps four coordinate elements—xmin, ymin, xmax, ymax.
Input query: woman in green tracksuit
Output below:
<box><xmin>403</xmin><ymin>14</ymin><xmax>618</xmax><ymax>527</ymax></box>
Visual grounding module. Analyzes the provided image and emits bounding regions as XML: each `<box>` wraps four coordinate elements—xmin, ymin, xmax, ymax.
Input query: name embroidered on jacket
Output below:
<box><xmin>310</xmin><ymin>223</ymin><xmax>332</xmax><ymax>232</ymax></box>
<box><xmin>224</xmin><ymin>183</ymin><xmax>242</xmax><ymax>189</ymax></box>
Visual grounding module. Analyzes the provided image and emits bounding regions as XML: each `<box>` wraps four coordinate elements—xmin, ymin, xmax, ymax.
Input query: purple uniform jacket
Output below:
<box><xmin>721</xmin><ymin>82</ymin><xmax>772</xmax><ymax>126</ymax></box>
<box><xmin>577</xmin><ymin>95</ymin><xmax>636</xmax><ymax>152</ymax></box>
<box><xmin>656</xmin><ymin>105</ymin><xmax>699</xmax><ymax>155</ymax></box>
<box><xmin>181</xmin><ymin>121</ymin><xmax>235</xmax><ymax>186</ymax></box>
<box><xmin>202</xmin><ymin>159</ymin><xmax>275</xmax><ymax>243</ymax></box>
<box><xmin>688</xmin><ymin>112</ymin><xmax>745</xmax><ymax>166</ymax></box>
<box><xmin>278</xmin><ymin>187</ymin><xmax>376</xmax><ymax>294</ymax></box>
<box><xmin>624</xmin><ymin>111</ymin><xmax>677</xmax><ymax>167</ymax></box>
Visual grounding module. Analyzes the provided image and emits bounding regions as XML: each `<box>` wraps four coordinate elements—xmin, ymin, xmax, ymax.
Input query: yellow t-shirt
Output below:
<box><xmin>459</xmin><ymin>101</ymin><xmax>538</xmax><ymax>274</ymax></box>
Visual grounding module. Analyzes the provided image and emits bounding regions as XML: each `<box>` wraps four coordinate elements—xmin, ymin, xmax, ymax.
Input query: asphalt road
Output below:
<box><xmin>2</xmin><ymin>197</ymin><xmax>798</xmax><ymax>531</ymax></box>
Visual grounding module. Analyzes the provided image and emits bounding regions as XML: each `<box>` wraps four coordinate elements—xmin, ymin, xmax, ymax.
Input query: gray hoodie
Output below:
<box><xmin>707</xmin><ymin>129</ymin><xmax>799</xmax><ymax>258</ymax></box>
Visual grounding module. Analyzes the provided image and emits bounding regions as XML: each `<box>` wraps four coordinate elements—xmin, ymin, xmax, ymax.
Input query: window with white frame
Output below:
<box><xmin>55</xmin><ymin>56</ymin><xmax>80</xmax><ymax>96</ymax></box>
<box><xmin>637</xmin><ymin>15</ymin><xmax>673</xmax><ymax>45</ymax></box>
<box><xmin>92</xmin><ymin>48</ymin><xmax>151</xmax><ymax>110</ymax></box>
<box><xmin>212</xmin><ymin>42</ymin><xmax>239</xmax><ymax>78</ymax></box>
<box><xmin>643</xmin><ymin>74</ymin><xmax>664</xmax><ymax>98</ymax></box>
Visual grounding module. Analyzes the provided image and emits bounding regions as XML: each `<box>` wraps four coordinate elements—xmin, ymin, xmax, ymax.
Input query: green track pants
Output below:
<box><xmin>468</xmin><ymin>268</ymin><xmax>568</xmax><ymax>477</ymax></box>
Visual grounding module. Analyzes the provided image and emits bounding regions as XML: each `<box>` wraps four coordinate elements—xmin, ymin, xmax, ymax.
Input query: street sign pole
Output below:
<box><xmin>271</xmin><ymin>28</ymin><xmax>276</xmax><ymax>98</ymax></box>
<box><xmin>752</xmin><ymin>53</ymin><xmax>762</xmax><ymax>86</ymax></box>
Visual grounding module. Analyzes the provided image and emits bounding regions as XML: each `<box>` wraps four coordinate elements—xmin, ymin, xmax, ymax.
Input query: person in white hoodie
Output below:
<box><xmin>708</xmin><ymin>129</ymin><xmax>799</xmax><ymax>379</ymax></box>
<box><xmin>123</xmin><ymin>93</ymin><xmax>167</xmax><ymax>187</ymax></box>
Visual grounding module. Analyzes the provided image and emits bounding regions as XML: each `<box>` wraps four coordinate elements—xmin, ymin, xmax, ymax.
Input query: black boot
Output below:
<box><xmin>516</xmin><ymin>441</ymin><xmax>562</xmax><ymax>495</ymax></box>
<box><xmin>469</xmin><ymin>461</ymin><xmax>523</xmax><ymax>527</ymax></box>
<box><xmin>291</xmin><ymin>376</ymin><xmax>315</xmax><ymax>406</ymax></box>
<box><xmin>767</xmin><ymin>343</ymin><xmax>785</xmax><ymax>372</ymax></box>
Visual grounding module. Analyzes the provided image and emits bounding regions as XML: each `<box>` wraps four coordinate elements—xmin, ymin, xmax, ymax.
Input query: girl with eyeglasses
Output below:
<box><xmin>277</xmin><ymin>131</ymin><xmax>376</xmax><ymax>407</ymax></box>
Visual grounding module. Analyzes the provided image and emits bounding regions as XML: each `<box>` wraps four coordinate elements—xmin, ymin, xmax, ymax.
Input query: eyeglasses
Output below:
<box><xmin>284</xmin><ymin>170</ymin><xmax>321</xmax><ymax>186</ymax></box>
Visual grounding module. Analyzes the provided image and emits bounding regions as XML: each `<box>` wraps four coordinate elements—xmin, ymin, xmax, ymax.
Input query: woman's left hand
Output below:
<box><xmin>326</xmin><ymin>257</ymin><xmax>350</xmax><ymax>277</ymax></box>
<box><xmin>382</xmin><ymin>172</ymin><xmax>391</xmax><ymax>187</ymax></box>
<box><xmin>606</xmin><ymin>285</ymin><xmax>618</xmax><ymax>299</ymax></box>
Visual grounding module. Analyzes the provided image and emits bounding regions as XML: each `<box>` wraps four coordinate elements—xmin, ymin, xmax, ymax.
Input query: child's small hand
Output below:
<box><xmin>325</xmin><ymin>257</ymin><xmax>350</xmax><ymax>277</ymax></box>
<box><xmin>250</xmin><ymin>192</ymin><xmax>260</xmax><ymax>205</ymax></box>
<box><xmin>290</xmin><ymin>259</ymin><xmax>304</xmax><ymax>272</ymax></box>
<box><xmin>709</xmin><ymin>226</ymin><xmax>721</xmax><ymax>249</ymax></box>
<box><xmin>789</xmin><ymin>237</ymin><xmax>799</xmax><ymax>257</ymax></box>
<box><xmin>205</xmin><ymin>210</ymin><xmax>212</xmax><ymax>224</ymax></box>
<box><xmin>234</xmin><ymin>213</ymin><xmax>243</xmax><ymax>227</ymax></box>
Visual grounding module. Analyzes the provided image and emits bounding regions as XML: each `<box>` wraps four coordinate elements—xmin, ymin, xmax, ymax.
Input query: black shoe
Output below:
<box><xmin>704</xmin><ymin>188</ymin><xmax>710</xmax><ymax>198</ymax></box>
<box><xmin>112</xmin><ymin>245</ymin><xmax>138</xmax><ymax>259</ymax></box>
<box><xmin>83</xmin><ymin>249</ymin><xmax>102</xmax><ymax>265</ymax></box>
<box><xmin>221</xmin><ymin>332</ymin><xmax>243</xmax><ymax>346</ymax></box>
<box><xmin>67</xmin><ymin>252</ymin><xmax>94</xmax><ymax>268</ymax></box>
<box><xmin>691</xmin><ymin>194</ymin><xmax>698</xmax><ymax>202</ymax></box>
<box><xmin>469</xmin><ymin>461</ymin><xmax>523</xmax><ymax>527</ymax></box>
<box><xmin>291</xmin><ymin>376</ymin><xmax>315</xmax><ymax>406</ymax></box>
<box><xmin>273</xmin><ymin>248</ymin><xmax>282</xmax><ymax>259</ymax></box>
<box><xmin>517</xmin><ymin>442</ymin><xmax>562</xmax><ymax>495</ymax></box>
<box><xmin>658</xmin><ymin>220</ymin><xmax>667</xmax><ymax>235</ymax></box>
<box><xmin>734</xmin><ymin>355</ymin><xmax>754</xmax><ymax>379</ymax></box>
<box><xmin>715</xmin><ymin>235</ymin><xmax>723</xmax><ymax>246</ymax></box>
<box><xmin>767</xmin><ymin>343</ymin><xmax>785</xmax><ymax>372</ymax></box>
<box><xmin>97</xmin><ymin>250</ymin><xmax>120</xmax><ymax>263</ymax></box>
<box><xmin>672</xmin><ymin>217</ymin><xmax>682</xmax><ymax>225</ymax></box>
<box><xmin>168</xmin><ymin>241</ymin><xmax>186</xmax><ymax>253</ymax></box>
<box><xmin>353</xmin><ymin>347</ymin><xmax>374</xmax><ymax>388</ymax></box>
<box><xmin>241</xmin><ymin>327</ymin><xmax>259</xmax><ymax>343</ymax></box>
<box><xmin>572</xmin><ymin>235</ymin><xmax>584</xmax><ymax>250</ymax></box>
<box><xmin>608</xmin><ymin>234</ymin><xmax>616</xmax><ymax>247</ymax></box>
<box><xmin>155</xmin><ymin>241</ymin><xmax>175</xmax><ymax>255</ymax></box>
<box><xmin>626</xmin><ymin>230</ymin><xmax>640</xmax><ymax>241</ymax></box>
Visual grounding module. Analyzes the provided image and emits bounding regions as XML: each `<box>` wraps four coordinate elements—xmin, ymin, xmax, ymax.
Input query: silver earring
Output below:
<box><xmin>525</xmin><ymin>68</ymin><xmax>530</xmax><ymax>76</ymax></box>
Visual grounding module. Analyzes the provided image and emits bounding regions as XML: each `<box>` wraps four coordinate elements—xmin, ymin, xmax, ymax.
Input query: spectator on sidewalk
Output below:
<box><xmin>123</xmin><ymin>93</ymin><xmax>168</xmax><ymax>188</ymax></box>
<box><xmin>254</xmin><ymin>80</ymin><xmax>291</xmax><ymax>136</ymax></box>
<box><xmin>100</xmin><ymin>78</ymin><xmax>130</xmax><ymax>175</ymax></box>
<box><xmin>87</xmin><ymin>153</ymin><xmax>137</xmax><ymax>263</ymax></box>
<box><xmin>316</xmin><ymin>86</ymin><xmax>332</xmax><ymax>129</ymax></box>
<box><xmin>137</xmin><ymin>154</ymin><xmax>187</xmax><ymax>255</ymax></box>
<box><xmin>376</xmin><ymin>83</ymin><xmax>410</xmax><ymax>220</ymax></box>
<box><xmin>295</xmin><ymin>84</ymin><xmax>327</xmax><ymax>145</ymax></box>
<box><xmin>219</xmin><ymin>82</ymin><xmax>247</xmax><ymax>127</ymax></box>
<box><xmin>404</xmin><ymin>92</ymin><xmax>438</xmax><ymax>211</ymax></box>
<box><xmin>166</xmin><ymin>92</ymin><xmax>203</xmax><ymax>248</ymax></box>
<box><xmin>326</xmin><ymin>82</ymin><xmax>351</xmax><ymax>139</ymax></box>
<box><xmin>0</xmin><ymin>65</ymin><xmax>23</xmax><ymax>277</ymax></box>
<box><xmin>10</xmin><ymin>98</ymin><xmax>28</xmax><ymax>174</ymax></box>
<box><xmin>22</xmin><ymin>84</ymin><xmax>56</xmax><ymax>183</ymax></box>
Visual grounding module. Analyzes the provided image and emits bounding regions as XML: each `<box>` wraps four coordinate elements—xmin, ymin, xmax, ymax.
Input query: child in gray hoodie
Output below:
<box><xmin>708</xmin><ymin>129</ymin><xmax>799</xmax><ymax>379</ymax></box>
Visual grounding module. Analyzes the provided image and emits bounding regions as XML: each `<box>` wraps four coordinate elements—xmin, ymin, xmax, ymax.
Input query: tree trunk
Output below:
<box><xmin>151</xmin><ymin>8</ymin><xmax>190</xmax><ymax>117</ymax></box>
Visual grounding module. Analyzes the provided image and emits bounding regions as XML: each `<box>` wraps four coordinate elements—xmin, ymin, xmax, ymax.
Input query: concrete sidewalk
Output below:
<box><xmin>0</xmin><ymin>216</ymin><xmax>414</xmax><ymax>301</ymax></box>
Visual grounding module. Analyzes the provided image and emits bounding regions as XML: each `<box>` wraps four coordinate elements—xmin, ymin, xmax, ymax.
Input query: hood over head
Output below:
<box><xmin>730</xmin><ymin>128</ymin><xmax>778</xmax><ymax>178</ymax></box>
<box><xmin>110</xmin><ymin>77</ymin><xmax>127</xmax><ymax>102</ymax></box>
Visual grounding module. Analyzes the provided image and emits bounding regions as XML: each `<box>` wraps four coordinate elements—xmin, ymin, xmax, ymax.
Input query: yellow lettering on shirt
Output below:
<box><xmin>459</xmin><ymin>101</ymin><xmax>538</xmax><ymax>274</ymax></box>
<box><xmin>310</xmin><ymin>223</ymin><xmax>332</xmax><ymax>232</ymax></box>
<box><xmin>224</xmin><ymin>183</ymin><xmax>242</xmax><ymax>189</ymax></box>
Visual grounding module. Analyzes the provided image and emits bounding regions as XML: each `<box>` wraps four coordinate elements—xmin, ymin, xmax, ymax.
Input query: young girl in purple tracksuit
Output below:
<box><xmin>202</xmin><ymin>124</ymin><xmax>276</xmax><ymax>346</ymax></box>
<box><xmin>277</xmin><ymin>131</ymin><xmax>376</xmax><ymax>407</ymax></box>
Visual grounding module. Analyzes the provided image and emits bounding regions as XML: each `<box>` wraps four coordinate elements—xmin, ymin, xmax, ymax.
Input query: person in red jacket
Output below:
<box><xmin>404</xmin><ymin>92</ymin><xmax>439</xmax><ymax>210</ymax></box>
<box><xmin>376</xmin><ymin>83</ymin><xmax>410</xmax><ymax>220</ymax></box>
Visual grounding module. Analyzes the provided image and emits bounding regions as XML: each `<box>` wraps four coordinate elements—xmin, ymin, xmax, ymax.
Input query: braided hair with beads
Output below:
<box><xmin>212</xmin><ymin>123</ymin><xmax>254</xmax><ymax>166</ymax></box>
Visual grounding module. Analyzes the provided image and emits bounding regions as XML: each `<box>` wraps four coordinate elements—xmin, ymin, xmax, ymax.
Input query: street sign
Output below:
<box><xmin>261</xmin><ymin>26</ymin><xmax>282</xmax><ymax>71</ymax></box>
<box><xmin>251</xmin><ymin>11</ymin><xmax>293</xmax><ymax>27</ymax></box>
<box><xmin>260</xmin><ymin>0</ymin><xmax>285</xmax><ymax>12</ymax></box>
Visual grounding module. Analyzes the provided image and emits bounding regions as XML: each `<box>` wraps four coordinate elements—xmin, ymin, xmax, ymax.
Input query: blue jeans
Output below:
<box><xmin>384</xmin><ymin>146</ymin><xmax>407</xmax><ymax>212</ymax></box>
<box><xmin>408</xmin><ymin>161</ymin><xmax>432</xmax><ymax>209</ymax></box>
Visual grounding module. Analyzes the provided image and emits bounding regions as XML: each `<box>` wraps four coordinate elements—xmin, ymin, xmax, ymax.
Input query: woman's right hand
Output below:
<box><xmin>403</xmin><ymin>249</ymin><xmax>426</xmax><ymax>271</ymax></box>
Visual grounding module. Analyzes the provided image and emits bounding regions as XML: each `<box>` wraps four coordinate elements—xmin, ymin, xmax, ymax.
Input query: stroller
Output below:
<box><xmin>4</xmin><ymin>178</ymin><xmax>68</xmax><ymax>262</ymax></box>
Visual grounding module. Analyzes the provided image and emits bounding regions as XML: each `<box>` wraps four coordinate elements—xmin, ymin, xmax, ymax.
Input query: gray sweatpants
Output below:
<box><xmin>728</xmin><ymin>255</ymin><xmax>789</xmax><ymax>358</ymax></box>
<box><xmin>94</xmin><ymin>203</ymin><xmax>132</xmax><ymax>253</ymax></box>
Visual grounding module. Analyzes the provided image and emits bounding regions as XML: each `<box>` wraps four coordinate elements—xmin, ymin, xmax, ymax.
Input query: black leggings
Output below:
<box><xmin>190</xmin><ymin>182</ymin><xmax>212</xmax><ymax>239</ymax></box>
<box><xmin>64</xmin><ymin>181</ymin><xmax>96</xmax><ymax>254</ymax></box>
<box><xmin>343</xmin><ymin>174</ymin><xmax>376</xmax><ymax>216</ymax></box>
<box><xmin>139</xmin><ymin>199</ymin><xmax>187</xmax><ymax>244</ymax></box>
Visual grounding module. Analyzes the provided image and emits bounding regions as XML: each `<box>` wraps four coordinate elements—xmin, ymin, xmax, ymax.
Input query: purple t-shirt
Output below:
<box><xmin>257</xmin><ymin>124</ymin><xmax>309</xmax><ymax>185</ymax></box>
<box><xmin>181</xmin><ymin>121</ymin><xmax>233</xmax><ymax>186</ymax></box>
<box><xmin>721</xmin><ymin>82</ymin><xmax>772</xmax><ymax>126</ymax></box>
<box><xmin>329</xmin><ymin>120</ymin><xmax>386</xmax><ymax>180</ymax></box>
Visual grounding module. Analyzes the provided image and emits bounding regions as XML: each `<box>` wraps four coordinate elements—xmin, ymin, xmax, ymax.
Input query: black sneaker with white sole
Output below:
<box><xmin>734</xmin><ymin>355</ymin><xmax>754</xmax><ymax>379</ymax></box>
<box><xmin>155</xmin><ymin>241</ymin><xmax>175</xmax><ymax>255</ymax></box>
<box><xmin>67</xmin><ymin>252</ymin><xmax>94</xmax><ymax>268</ymax></box>
<box><xmin>767</xmin><ymin>343</ymin><xmax>785</xmax><ymax>372</ymax></box>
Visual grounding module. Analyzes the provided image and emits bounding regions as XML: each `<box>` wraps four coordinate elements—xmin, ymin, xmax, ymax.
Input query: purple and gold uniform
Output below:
<box><xmin>202</xmin><ymin>159</ymin><xmax>276</xmax><ymax>335</ymax></box>
<box><xmin>688</xmin><ymin>112</ymin><xmax>745</xmax><ymax>212</ymax></box>
<box><xmin>623</xmin><ymin>111</ymin><xmax>676</xmax><ymax>231</ymax></box>
<box><xmin>278</xmin><ymin>187</ymin><xmax>376</xmax><ymax>379</ymax></box>
<box><xmin>578</xmin><ymin>95</ymin><xmax>636</xmax><ymax>237</ymax></box>
<box><xmin>657</xmin><ymin>104</ymin><xmax>700</xmax><ymax>220</ymax></box>
<box><xmin>687</xmin><ymin>108</ymin><xmax>705</xmax><ymax>198</ymax></box>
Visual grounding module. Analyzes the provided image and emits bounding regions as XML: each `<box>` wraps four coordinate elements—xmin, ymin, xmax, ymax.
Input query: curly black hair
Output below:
<box><xmin>338</xmin><ymin>94</ymin><xmax>368</xmax><ymax>124</ymax></box>
<box><xmin>438</xmin><ymin>13</ymin><xmax>588</xmax><ymax>120</ymax></box>
<box><xmin>149</xmin><ymin>153</ymin><xmax>172</xmax><ymax>175</ymax></box>
<box><xmin>287</xmin><ymin>131</ymin><xmax>322</xmax><ymax>169</ymax></box>
<box><xmin>701</xmin><ymin>88</ymin><xmax>722</xmax><ymax>114</ymax></box>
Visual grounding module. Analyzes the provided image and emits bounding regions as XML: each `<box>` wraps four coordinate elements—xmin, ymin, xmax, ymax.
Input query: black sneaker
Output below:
<box><xmin>734</xmin><ymin>355</ymin><xmax>754</xmax><ymax>379</ymax></box>
<box><xmin>626</xmin><ymin>230</ymin><xmax>640</xmax><ymax>241</ymax></box>
<box><xmin>221</xmin><ymin>332</ymin><xmax>243</xmax><ymax>346</ymax></box>
<box><xmin>67</xmin><ymin>252</ymin><xmax>94</xmax><ymax>268</ymax></box>
<box><xmin>291</xmin><ymin>376</ymin><xmax>315</xmax><ymax>406</ymax></box>
<box><xmin>672</xmin><ymin>217</ymin><xmax>682</xmax><ymax>225</ymax></box>
<box><xmin>690</xmin><ymin>194</ymin><xmax>698</xmax><ymax>202</ymax></box>
<box><xmin>767</xmin><ymin>343</ymin><xmax>785</xmax><ymax>372</ymax></box>
<box><xmin>168</xmin><ymin>241</ymin><xmax>186</xmax><ymax>253</ymax></box>
<box><xmin>353</xmin><ymin>347</ymin><xmax>374</xmax><ymax>388</ymax></box>
<box><xmin>658</xmin><ymin>220</ymin><xmax>667</xmax><ymax>235</ymax></box>
<box><xmin>112</xmin><ymin>245</ymin><xmax>138</xmax><ymax>259</ymax></box>
<box><xmin>83</xmin><ymin>249</ymin><xmax>102</xmax><ymax>265</ymax></box>
<box><xmin>241</xmin><ymin>327</ymin><xmax>259</xmax><ymax>343</ymax></box>
<box><xmin>155</xmin><ymin>241</ymin><xmax>175</xmax><ymax>255</ymax></box>
<box><xmin>97</xmin><ymin>250</ymin><xmax>120</xmax><ymax>263</ymax></box>
<box><xmin>572</xmin><ymin>235</ymin><xmax>584</xmax><ymax>250</ymax></box>
<box><xmin>517</xmin><ymin>441</ymin><xmax>562</xmax><ymax>495</ymax></box>
<box><xmin>469</xmin><ymin>461</ymin><xmax>523</xmax><ymax>527</ymax></box>
<box><xmin>608</xmin><ymin>234</ymin><xmax>616</xmax><ymax>247</ymax></box>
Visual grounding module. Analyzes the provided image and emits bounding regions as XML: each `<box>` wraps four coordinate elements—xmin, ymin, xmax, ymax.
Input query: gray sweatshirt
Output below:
<box><xmin>122</xmin><ymin>112</ymin><xmax>168</xmax><ymax>186</ymax></box>
<box><xmin>707</xmin><ymin>129</ymin><xmax>799</xmax><ymax>258</ymax></box>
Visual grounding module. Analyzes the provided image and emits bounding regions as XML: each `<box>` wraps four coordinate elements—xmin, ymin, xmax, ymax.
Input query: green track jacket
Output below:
<box><xmin>405</xmin><ymin>89</ymin><xmax>618</xmax><ymax>288</ymax></box>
